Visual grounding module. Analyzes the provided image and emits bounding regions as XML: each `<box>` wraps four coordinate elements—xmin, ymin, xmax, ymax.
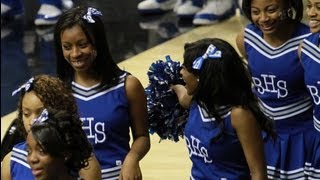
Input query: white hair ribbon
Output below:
<box><xmin>82</xmin><ymin>7</ymin><xmax>103</xmax><ymax>23</ymax></box>
<box><xmin>32</xmin><ymin>109</ymin><xmax>49</xmax><ymax>125</ymax></box>
<box><xmin>192</xmin><ymin>44</ymin><xmax>222</xmax><ymax>70</ymax></box>
<box><xmin>12</xmin><ymin>77</ymin><xmax>34</xmax><ymax>96</ymax></box>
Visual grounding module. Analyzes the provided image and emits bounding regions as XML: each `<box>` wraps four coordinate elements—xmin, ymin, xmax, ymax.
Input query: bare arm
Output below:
<box><xmin>1</xmin><ymin>152</ymin><xmax>12</xmax><ymax>180</ymax></box>
<box><xmin>170</xmin><ymin>84</ymin><xmax>192</xmax><ymax>109</ymax></box>
<box><xmin>298</xmin><ymin>43</ymin><xmax>303</xmax><ymax>62</ymax></box>
<box><xmin>231</xmin><ymin>107</ymin><xmax>267</xmax><ymax>180</ymax></box>
<box><xmin>120</xmin><ymin>75</ymin><xmax>150</xmax><ymax>180</ymax></box>
<box><xmin>79</xmin><ymin>154</ymin><xmax>101</xmax><ymax>180</ymax></box>
<box><xmin>236</xmin><ymin>31</ymin><xmax>248</xmax><ymax>61</ymax></box>
<box><xmin>297</xmin><ymin>43</ymin><xmax>305</xmax><ymax>69</ymax></box>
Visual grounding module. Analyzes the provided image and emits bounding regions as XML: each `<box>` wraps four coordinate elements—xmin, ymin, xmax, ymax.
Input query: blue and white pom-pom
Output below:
<box><xmin>145</xmin><ymin>55</ymin><xmax>188</xmax><ymax>142</ymax></box>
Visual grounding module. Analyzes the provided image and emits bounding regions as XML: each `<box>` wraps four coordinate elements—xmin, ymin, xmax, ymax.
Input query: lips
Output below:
<box><xmin>309</xmin><ymin>20</ymin><xmax>320</xmax><ymax>28</ymax></box>
<box><xmin>260</xmin><ymin>23</ymin><xmax>274</xmax><ymax>32</ymax></box>
<box><xmin>70</xmin><ymin>59</ymin><xmax>86</xmax><ymax>68</ymax></box>
<box><xmin>31</xmin><ymin>168</ymin><xmax>43</xmax><ymax>176</ymax></box>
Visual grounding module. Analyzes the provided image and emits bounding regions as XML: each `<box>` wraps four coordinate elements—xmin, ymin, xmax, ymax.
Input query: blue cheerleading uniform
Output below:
<box><xmin>301</xmin><ymin>33</ymin><xmax>320</xmax><ymax>132</ymax></box>
<box><xmin>184</xmin><ymin>103</ymin><xmax>250</xmax><ymax>179</ymax></box>
<box><xmin>72</xmin><ymin>72</ymin><xmax>130</xmax><ymax>180</ymax></box>
<box><xmin>10</xmin><ymin>141</ymin><xmax>34</xmax><ymax>180</ymax></box>
<box><xmin>301</xmin><ymin>32</ymin><xmax>320</xmax><ymax>177</ymax></box>
<box><xmin>244</xmin><ymin>23</ymin><xmax>319</xmax><ymax>179</ymax></box>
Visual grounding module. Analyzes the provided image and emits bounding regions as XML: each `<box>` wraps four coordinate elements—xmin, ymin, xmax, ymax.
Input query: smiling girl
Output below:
<box><xmin>236</xmin><ymin>0</ymin><xmax>318</xmax><ymax>179</ymax></box>
<box><xmin>26</xmin><ymin>108</ymin><xmax>92</xmax><ymax>180</ymax></box>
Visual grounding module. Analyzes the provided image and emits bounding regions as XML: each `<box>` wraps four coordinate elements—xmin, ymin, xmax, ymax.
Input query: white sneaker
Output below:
<box><xmin>1</xmin><ymin>3</ymin><xmax>11</xmax><ymax>15</ymax></box>
<box><xmin>176</xmin><ymin>0</ymin><xmax>203</xmax><ymax>18</ymax></box>
<box><xmin>34</xmin><ymin>4</ymin><xmax>62</xmax><ymax>26</ymax></box>
<box><xmin>173</xmin><ymin>0</ymin><xmax>184</xmax><ymax>12</ymax></box>
<box><xmin>193</xmin><ymin>0</ymin><xmax>236</xmax><ymax>25</ymax></box>
<box><xmin>138</xmin><ymin>0</ymin><xmax>177</xmax><ymax>14</ymax></box>
<box><xmin>61</xmin><ymin>0</ymin><xmax>73</xmax><ymax>10</ymax></box>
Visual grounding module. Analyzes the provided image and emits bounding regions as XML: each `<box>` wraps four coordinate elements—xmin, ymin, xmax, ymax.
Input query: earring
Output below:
<box><xmin>280</xmin><ymin>8</ymin><xmax>293</xmax><ymax>20</ymax></box>
<box><xmin>287</xmin><ymin>8</ymin><xmax>293</xmax><ymax>19</ymax></box>
<box><xmin>92</xmin><ymin>50</ymin><xmax>97</xmax><ymax>59</ymax></box>
<box><xmin>197</xmin><ymin>78</ymin><xmax>199</xmax><ymax>82</ymax></box>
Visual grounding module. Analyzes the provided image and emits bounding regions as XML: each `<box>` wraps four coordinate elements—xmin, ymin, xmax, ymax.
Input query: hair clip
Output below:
<box><xmin>12</xmin><ymin>77</ymin><xmax>34</xmax><ymax>96</ymax></box>
<box><xmin>32</xmin><ymin>109</ymin><xmax>49</xmax><ymax>125</ymax></box>
<box><xmin>82</xmin><ymin>7</ymin><xmax>103</xmax><ymax>23</ymax></box>
<box><xmin>192</xmin><ymin>44</ymin><xmax>222</xmax><ymax>70</ymax></box>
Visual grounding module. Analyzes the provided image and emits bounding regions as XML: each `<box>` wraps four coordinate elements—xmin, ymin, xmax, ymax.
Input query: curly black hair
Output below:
<box><xmin>183</xmin><ymin>38</ymin><xmax>275</xmax><ymax>140</ymax></box>
<box><xmin>29</xmin><ymin>108</ymin><xmax>92</xmax><ymax>173</ymax></box>
<box><xmin>16</xmin><ymin>75</ymin><xmax>78</xmax><ymax>138</ymax></box>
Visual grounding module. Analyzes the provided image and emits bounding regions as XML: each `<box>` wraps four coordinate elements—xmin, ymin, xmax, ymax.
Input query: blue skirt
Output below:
<box><xmin>264</xmin><ymin>111</ymin><xmax>320</xmax><ymax>179</ymax></box>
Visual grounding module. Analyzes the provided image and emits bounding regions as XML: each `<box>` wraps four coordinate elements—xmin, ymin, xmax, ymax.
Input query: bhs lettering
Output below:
<box><xmin>185</xmin><ymin>135</ymin><xmax>212</xmax><ymax>163</ymax></box>
<box><xmin>252</xmin><ymin>74</ymin><xmax>288</xmax><ymax>98</ymax></box>
<box><xmin>307</xmin><ymin>85</ymin><xmax>320</xmax><ymax>105</ymax></box>
<box><xmin>81</xmin><ymin>117</ymin><xmax>106</xmax><ymax>144</ymax></box>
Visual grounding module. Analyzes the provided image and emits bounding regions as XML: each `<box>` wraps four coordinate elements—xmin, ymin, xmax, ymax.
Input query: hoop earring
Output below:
<box><xmin>287</xmin><ymin>8</ymin><xmax>293</xmax><ymax>19</ymax></box>
<box><xmin>279</xmin><ymin>8</ymin><xmax>293</xmax><ymax>20</ymax></box>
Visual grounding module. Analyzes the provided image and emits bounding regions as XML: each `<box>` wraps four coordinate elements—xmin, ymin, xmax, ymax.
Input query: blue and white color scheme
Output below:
<box><xmin>244</xmin><ymin>23</ymin><xmax>319</xmax><ymax>179</ymax></box>
<box><xmin>192</xmin><ymin>44</ymin><xmax>221</xmax><ymax>70</ymax></box>
<box><xmin>10</xmin><ymin>141</ymin><xmax>33</xmax><ymax>180</ymax></box>
<box><xmin>184</xmin><ymin>103</ymin><xmax>251</xmax><ymax>179</ymax></box>
<box><xmin>82</xmin><ymin>7</ymin><xmax>103</xmax><ymax>23</ymax></box>
<box><xmin>72</xmin><ymin>72</ymin><xmax>130</xmax><ymax>180</ymax></box>
<box><xmin>301</xmin><ymin>33</ymin><xmax>320</xmax><ymax>133</ymax></box>
<box><xmin>11</xmin><ymin>77</ymin><xmax>34</xmax><ymax>96</ymax></box>
<box><xmin>300</xmin><ymin>33</ymin><xmax>320</xmax><ymax>178</ymax></box>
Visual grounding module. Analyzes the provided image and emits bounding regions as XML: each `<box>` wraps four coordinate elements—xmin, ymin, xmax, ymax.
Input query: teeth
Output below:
<box><xmin>309</xmin><ymin>20</ymin><xmax>320</xmax><ymax>27</ymax></box>
<box><xmin>73</xmin><ymin>60</ymin><xmax>81</xmax><ymax>65</ymax></box>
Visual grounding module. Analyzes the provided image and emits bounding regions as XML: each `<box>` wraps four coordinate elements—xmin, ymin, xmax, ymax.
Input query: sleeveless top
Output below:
<box><xmin>10</xmin><ymin>141</ymin><xmax>34</xmax><ymax>180</ymax></box>
<box><xmin>184</xmin><ymin>103</ymin><xmax>250</xmax><ymax>179</ymax></box>
<box><xmin>244</xmin><ymin>23</ymin><xmax>312</xmax><ymax>124</ymax></box>
<box><xmin>301</xmin><ymin>33</ymin><xmax>320</xmax><ymax>132</ymax></box>
<box><xmin>72</xmin><ymin>72</ymin><xmax>130</xmax><ymax>179</ymax></box>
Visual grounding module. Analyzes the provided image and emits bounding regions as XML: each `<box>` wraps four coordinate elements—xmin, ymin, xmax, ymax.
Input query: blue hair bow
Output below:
<box><xmin>192</xmin><ymin>44</ymin><xmax>222</xmax><ymax>70</ymax></box>
<box><xmin>32</xmin><ymin>109</ymin><xmax>49</xmax><ymax>125</ymax></box>
<box><xmin>82</xmin><ymin>7</ymin><xmax>103</xmax><ymax>23</ymax></box>
<box><xmin>12</xmin><ymin>77</ymin><xmax>34</xmax><ymax>96</ymax></box>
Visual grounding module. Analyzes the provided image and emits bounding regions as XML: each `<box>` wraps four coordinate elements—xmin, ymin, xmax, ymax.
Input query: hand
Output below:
<box><xmin>170</xmin><ymin>84</ymin><xmax>183</xmax><ymax>94</ymax></box>
<box><xmin>170</xmin><ymin>84</ymin><xmax>192</xmax><ymax>109</ymax></box>
<box><xmin>119</xmin><ymin>156</ymin><xmax>142</xmax><ymax>180</ymax></box>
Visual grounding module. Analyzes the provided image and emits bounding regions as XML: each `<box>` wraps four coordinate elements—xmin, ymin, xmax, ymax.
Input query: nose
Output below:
<box><xmin>260</xmin><ymin>12</ymin><xmax>269</xmax><ymax>22</ymax></box>
<box><xmin>307</xmin><ymin>6</ymin><xmax>316</xmax><ymax>17</ymax></box>
<box><xmin>28</xmin><ymin>152</ymin><xmax>39</xmax><ymax>165</ymax></box>
<box><xmin>70</xmin><ymin>47</ymin><xmax>81</xmax><ymax>58</ymax></box>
